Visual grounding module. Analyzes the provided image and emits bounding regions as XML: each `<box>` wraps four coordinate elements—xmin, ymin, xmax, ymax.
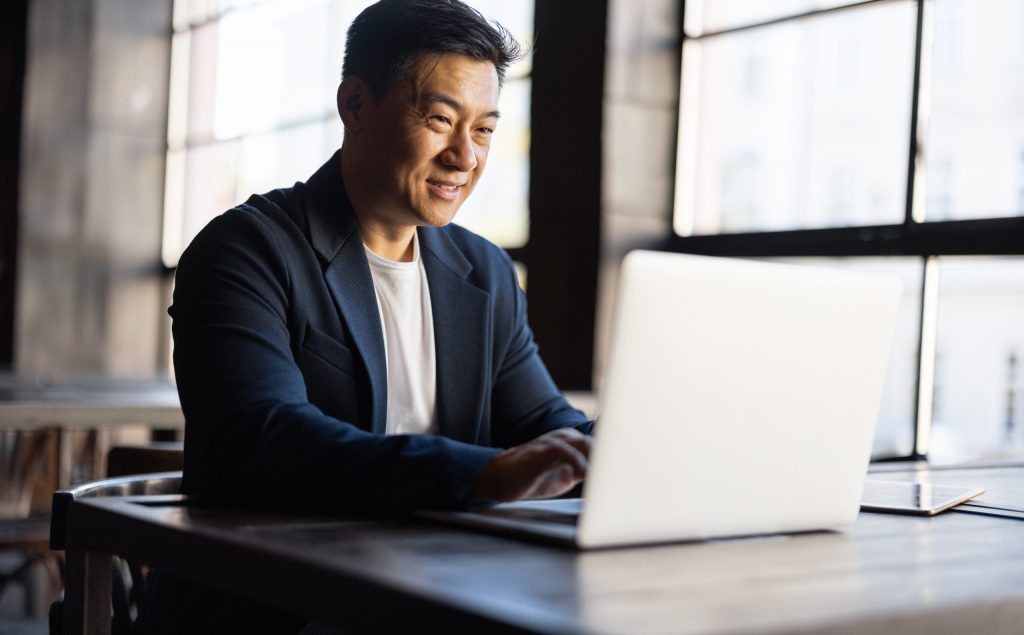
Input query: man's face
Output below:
<box><xmin>358</xmin><ymin>53</ymin><xmax>501</xmax><ymax>228</ymax></box>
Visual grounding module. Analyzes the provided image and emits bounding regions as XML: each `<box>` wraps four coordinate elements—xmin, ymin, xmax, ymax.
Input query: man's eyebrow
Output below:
<box><xmin>421</xmin><ymin>91</ymin><xmax>500</xmax><ymax>119</ymax></box>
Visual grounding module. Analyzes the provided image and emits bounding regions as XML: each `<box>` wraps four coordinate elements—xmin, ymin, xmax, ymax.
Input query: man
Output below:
<box><xmin>148</xmin><ymin>1</ymin><xmax>592</xmax><ymax>631</ymax></box>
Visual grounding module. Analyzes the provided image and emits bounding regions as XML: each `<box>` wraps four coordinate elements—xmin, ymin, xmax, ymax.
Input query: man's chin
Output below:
<box><xmin>417</xmin><ymin>207</ymin><xmax>462</xmax><ymax>228</ymax></box>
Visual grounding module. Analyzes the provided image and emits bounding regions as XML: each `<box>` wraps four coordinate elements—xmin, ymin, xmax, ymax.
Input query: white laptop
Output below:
<box><xmin>422</xmin><ymin>251</ymin><xmax>904</xmax><ymax>549</ymax></box>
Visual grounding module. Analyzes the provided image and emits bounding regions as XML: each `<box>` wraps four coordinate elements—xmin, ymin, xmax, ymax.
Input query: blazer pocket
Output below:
<box><xmin>301</xmin><ymin>323</ymin><xmax>356</xmax><ymax>376</ymax></box>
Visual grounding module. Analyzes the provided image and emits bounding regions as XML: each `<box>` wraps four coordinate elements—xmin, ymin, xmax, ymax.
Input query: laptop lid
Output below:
<box><xmin>577</xmin><ymin>251</ymin><xmax>903</xmax><ymax>548</ymax></box>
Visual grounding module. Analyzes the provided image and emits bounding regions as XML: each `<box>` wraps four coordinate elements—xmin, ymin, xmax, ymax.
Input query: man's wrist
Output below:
<box><xmin>470</xmin><ymin>450</ymin><xmax>508</xmax><ymax>504</ymax></box>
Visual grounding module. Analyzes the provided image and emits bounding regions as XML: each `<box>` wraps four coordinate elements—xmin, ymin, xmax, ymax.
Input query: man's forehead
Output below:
<box><xmin>419</xmin><ymin>90</ymin><xmax>502</xmax><ymax>120</ymax></box>
<box><xmin>410</xmin><ymin>51</ymin><xmax>498</xmax><ymax>80</ymax></box>
<box><xmin>405</xmin><ymin>53</ymin><xmax>500</xmax><ymax>104</ymax></box>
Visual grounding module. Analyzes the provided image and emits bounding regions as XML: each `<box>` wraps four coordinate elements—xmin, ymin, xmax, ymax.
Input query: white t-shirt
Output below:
<box><xmin>364</xmin><ymin>234</ymin><xmax>437</xmax><ymax>435</ymax></box>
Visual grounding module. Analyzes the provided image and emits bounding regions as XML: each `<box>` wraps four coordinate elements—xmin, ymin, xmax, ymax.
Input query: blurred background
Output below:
<box><xmin>0</xmin><ymin>0</ymin><xmax>1022</xmax><ymax>626</ymax></box>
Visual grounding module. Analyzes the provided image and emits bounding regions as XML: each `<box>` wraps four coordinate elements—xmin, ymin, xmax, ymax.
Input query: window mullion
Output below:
<box><xmin>905</xmin><ymin>0</ymin><xmax>932</xmax><ymax>225</ymax></box>
<box><xmin>912</xmin><ymin>255</ymin><xmax>940</xmax><ymax>457</ymax></box>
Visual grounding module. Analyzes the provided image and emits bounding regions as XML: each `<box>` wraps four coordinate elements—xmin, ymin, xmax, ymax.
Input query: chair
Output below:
<box><xmin>106</xmin><ymin>443</ymin><xmax>183</xmax><ymax>478</ymax></box>
<box><xmin>0</xmin><ymin>427</ymin><xmax>61</xmax><ymax>616</ymax></box>
<box><xmin>50</xmin><ymin>470</ymin><xmax>183</xmax><ymax>635</ymax></box>
<box><xmin>0</xmin><ymin>515</ymin><xmax>61</xmax><ymax>616</ymax></box>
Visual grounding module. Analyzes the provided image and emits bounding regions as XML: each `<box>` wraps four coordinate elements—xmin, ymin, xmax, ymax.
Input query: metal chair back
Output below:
<box><xmin>49</xmin><ymin>471</ymin><xmax>183</xmax><ymax>635</ymax></box>
<box><xmin>50</xmin><ymin>472</ymin><xmax>182</xmax><ymax>551</ymax></box>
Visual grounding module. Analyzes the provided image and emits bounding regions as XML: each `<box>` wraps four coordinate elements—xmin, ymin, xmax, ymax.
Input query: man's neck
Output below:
<box><xmin>340</xmin><ymin>146</ymin><xmax>417</xmax><ymax>262</ymax></box>
<box><xmin>360</xmin><ymin>222</ymin><xmax>416</xmax><ymax>262</ymax></box>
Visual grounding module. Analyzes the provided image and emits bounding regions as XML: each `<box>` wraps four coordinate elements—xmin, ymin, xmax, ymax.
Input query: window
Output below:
<box><xmin>672</xmin><ymin>0</ymin><xmax>1024</xmax><ymax>462</ymax></box>
<box><xmin>1018</xmin><ymin>148</ymin><xmax>1024</xmax><ymax>215</ymax></box>
<box><xmin>685</xmin><ymin>0</ymin><xmax>857</xmax><ymax>36</ymax></box>
<box><xmin>923</xmin><ymin>0</ymin><xmax>1024</xmax><ymax>221</ymax></box>
<box><xmin>931</xmin><ymin>257</ymin><xmax>1024</xmax><ymax>463</ymax></box>
<box><xmin>768</xmin><ymin>257</ymin><xmax>924</xmax><ymax>459</ymax></box>
<box><xmin>676</xmin><ymin>1</ymin><xmax>916</xmax><ymax>234</ymax></box>
<box><xmin>162</xmin><ymin>0</ymin><xmax>535</xmax><ymax>267</ymax></box>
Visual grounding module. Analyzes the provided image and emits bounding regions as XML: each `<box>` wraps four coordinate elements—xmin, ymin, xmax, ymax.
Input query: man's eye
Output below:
<box><xmin>477</xmin><ymin>127</ymin><xmax>494</xmax><ymax>136</ymax></box>
<box><xmin>430</xmin><ymin>115</ymin><xmax>452</xmax><ymax>126</ymax></box>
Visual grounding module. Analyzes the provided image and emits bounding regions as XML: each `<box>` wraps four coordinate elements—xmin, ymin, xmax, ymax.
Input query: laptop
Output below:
<box><xmin>421</xmin><ymin>251</ymin><xmax>904</xmax><ymax>549</ymax></box>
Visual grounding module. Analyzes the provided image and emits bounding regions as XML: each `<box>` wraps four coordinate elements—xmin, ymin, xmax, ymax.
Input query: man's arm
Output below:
<box><xmin>488</xmin><ymin>250</ymin><xmax>595</xmax><ymax>448</ymax></box>
<box><xmin>171</xmin><ymin>208</ymin><xmax>500</xmax><ymax>511</ymax></box>
<box><xmin>463</xmin><ymin>249</ymin><xmax>597</xmax><ymax>502</ymax></box>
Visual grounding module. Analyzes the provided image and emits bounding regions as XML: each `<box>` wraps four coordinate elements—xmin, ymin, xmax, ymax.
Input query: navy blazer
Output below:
<box><xmin>170</xmin><ymin>151</ymin><xmax>592</xmax><ymax>511</ymax></box>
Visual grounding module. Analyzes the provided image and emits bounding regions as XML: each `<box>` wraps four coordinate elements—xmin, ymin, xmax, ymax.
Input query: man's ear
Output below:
<box><xmin>337</xmin><ymin>76</ymin><xmax>371</xmax><ymax>132</ymax></box>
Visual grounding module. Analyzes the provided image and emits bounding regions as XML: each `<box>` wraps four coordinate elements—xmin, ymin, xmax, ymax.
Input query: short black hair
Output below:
<box><xmin>342</xmin><ymin>0</ymin><xmax>523</xmax><ymax>97</ymax></box>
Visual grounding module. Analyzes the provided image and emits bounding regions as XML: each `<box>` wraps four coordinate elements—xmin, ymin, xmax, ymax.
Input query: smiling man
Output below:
<box><xmin>153</xmin><ymin>2</ymin><xmax>592</xmax><ymax>632</ymax></box>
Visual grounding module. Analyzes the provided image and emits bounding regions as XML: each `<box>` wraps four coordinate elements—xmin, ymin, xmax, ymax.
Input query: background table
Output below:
<box><xmin>0</xmin><ymin>373</ymin><xmax>182</xmax><ymax>491</ymax></box>
<box><xmin>0</xmin><ymin>373</ymin><xmax>183</xmax><ymax>431</ymax></box>
<box><xmin>62</xmin><ymin>463</ymin><xmax>1024</xmax><ymax>635</ymax></box>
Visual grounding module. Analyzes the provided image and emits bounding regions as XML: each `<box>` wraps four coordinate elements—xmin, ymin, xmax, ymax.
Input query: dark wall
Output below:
<box><xmin>0</xmin><ymin>0</ymin><xmax>28</xmax><ymax>366</ymax></box>
<box><xmin>17</xmin><ymin>0</ymin><xmax>172</xmax><ymax>374</ymax></box>
<box><xmin>528</xmin><ymin>0</ymin><xmax>608</xmax><ymax>390</ymax></box>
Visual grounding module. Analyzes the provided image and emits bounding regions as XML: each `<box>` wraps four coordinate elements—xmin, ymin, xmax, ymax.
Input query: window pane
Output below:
<box><xmin>182</xmin><ymin>140</ymin><xmax>239</xmax><ymax>257</ymax></box>
<box><xmin>464</xmin><ymin>0</ymin><xmax>535</xmax><ymax>78</ymax></box>
<box><xmin>178</xmin><ymin>0</ymin><xmax>214</xmax><ymax>29</ymax></box>
<box><xmin>767</xmin><ymin>257</ymin><xmax>923</xmax><ymax>459</ymax></box>
<box><xmin>168</xmin><ymin>32</ymin><xmax>191</xmax><ymax>151</ymax></box>
<box><xmin>923</xmin><ymin>0</ymin><xmax>1024</xmax><ymax>221</ymax></box>
<box><xmin>172</xmin><ymin>0</ymin><xmax>191</xmax><ymax>35</ymax></box>
<box><xmin>213</xmin><ymin>0</ymin><xmax>333</xmax><ymax>140</ymax></box>
<box><xmin>184</xmin><ymin>1</ymin><xmax>334</xmax><ymax>145</ymax></box>
<box><xmin>175</xmin><ymin>0</ymin><xmax>266</xmax><ymax>31</ymax></box>
<box><xmin>162</xmin><ymin>149</ymin><xmax>187</xmax><ymax>267</ymax></box>
<box><xmin>186</xmin><ymin>21</ymin><xmax>219</xmax><ymax>144</ymax></box>
<box><xmin>687</xmin><ymin>0</ymin><xmax>860</xmax><ymax>36</ymax></box>
<box><xmin>235</xmin><ymin>120</ymin><xmax>342</xmax><ymax>202</ymax></box>
<box><xmin>675</xmin><ymin>2</ymin><xmax>916</xmax><ymax>235</ymax></box>
<box><xmin>454</xmin><ymin>79</ymin><xmax>530</xmax><ymax>248</ymax></box>
<box><xmin>930</xmin><ymin>257</ymin><xmax>1024</xmax><ymax>464</ymax></box>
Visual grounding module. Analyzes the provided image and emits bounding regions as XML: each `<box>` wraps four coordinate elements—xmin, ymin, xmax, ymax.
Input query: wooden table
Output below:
<box><xmin>0</xmin><ymin>374</ymin><xmax>183</xmax><ymax>491</ymax></box>
<box><xmin>0</xmin><ymin>374</ymin><xmax>183</xmax><ymax>430</ymax></box>
<box><xmin>63</xmin><ymin>464</ymin><xmax>1024</xmax><ymax>635</ymax></box>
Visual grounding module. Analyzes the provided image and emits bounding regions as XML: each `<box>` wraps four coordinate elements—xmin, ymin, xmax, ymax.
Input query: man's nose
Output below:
<box><xmin>440</xmin><ymin>129</ymin><xmax>478</xmax><ymax>172</ymax></box>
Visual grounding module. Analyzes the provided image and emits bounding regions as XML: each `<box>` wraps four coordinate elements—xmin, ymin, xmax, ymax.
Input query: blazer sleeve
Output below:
<box><xmin>170</xmin><ymin>208</ymin><xmax>500</xmax><ymax>511</ymax></box>
<box><xmin>488</xmin><ymin>250</ymin><xmax>595</xmax><ymax>448</ymax></box>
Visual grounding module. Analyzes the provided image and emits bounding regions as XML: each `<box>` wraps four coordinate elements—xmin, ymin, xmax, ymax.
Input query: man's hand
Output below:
<box><xmin>472</xmin><ymin>428</ymin><xmax>591</xmax><ymax>502</ymax></box>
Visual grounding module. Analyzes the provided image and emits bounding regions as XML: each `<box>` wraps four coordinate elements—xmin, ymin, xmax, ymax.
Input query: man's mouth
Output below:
<box><xmin>428</xmin><ymin>180</ymin><xmax>463</xmax><ymax>191</ymax></box>
<box><xmin>427</xmin><ymin>180</ymin><xmax>464</xmax><ymax>199</ymax></box>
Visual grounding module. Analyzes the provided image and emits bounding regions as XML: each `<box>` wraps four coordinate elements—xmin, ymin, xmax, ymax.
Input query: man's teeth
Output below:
<box><xmin>437</xmin><ymin>184</ymin><xmax>457</xmax><ymax>191</ymax></box>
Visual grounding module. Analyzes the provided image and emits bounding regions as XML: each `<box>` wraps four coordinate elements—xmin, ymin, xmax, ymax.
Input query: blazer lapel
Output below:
<box><xmin>302</xmin><ymin>152</ymin><xmax>492</xmax><ymax>441</ymax></box>
<box><xmin>420</xmin><ymin>227</ymin><xmax>491</xmax><ymax>444</ymax></box>
<box><xmin>303</xmin><ymin>153</ymin><xmax>388</xmax><ymax>434</ymax></box>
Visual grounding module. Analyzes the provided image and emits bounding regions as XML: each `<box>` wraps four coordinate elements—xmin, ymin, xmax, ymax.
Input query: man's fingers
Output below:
<box><xmin>525</xmin><ymin>461</ymin><xmax>582</xmax><ymax>500</ymax></box>
<box><xmin>543</xmin><ymin>427</ymin><xmax>593</xmax><ymax>458</ymax></box>
<box><xmin>546</xmin><ymin>437</ymin><xmax>589</xmax><ymax>479</ymax></box>
<box><xmin>562</xmin><ymin>430</ymin><xmax>593</xmax><ymax>459</ymax></box>
<box><xmin>474</xmin><ymin>428</ymin><xmax>594</xmax><ymax>502</ymax></box>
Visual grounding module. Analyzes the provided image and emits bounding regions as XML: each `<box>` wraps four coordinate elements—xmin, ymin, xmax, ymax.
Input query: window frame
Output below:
<box><xmin>666</xmin><ymin>0</ymin><xmax>1024</xmax><ymax>461</ymax></box>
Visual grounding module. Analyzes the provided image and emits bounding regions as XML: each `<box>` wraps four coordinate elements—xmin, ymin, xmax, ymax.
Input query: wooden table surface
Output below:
<box><xmin>63</xmin><ymin>463</ymin><xmax>1024</xmax><ymax>635</ymax></box>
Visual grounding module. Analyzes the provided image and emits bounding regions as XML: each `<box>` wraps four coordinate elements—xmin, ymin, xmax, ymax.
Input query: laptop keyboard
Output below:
<box><xmin>482</xmin><ymin>507</ymin><xmax>581</xmax><ymax>526</ymax></box>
